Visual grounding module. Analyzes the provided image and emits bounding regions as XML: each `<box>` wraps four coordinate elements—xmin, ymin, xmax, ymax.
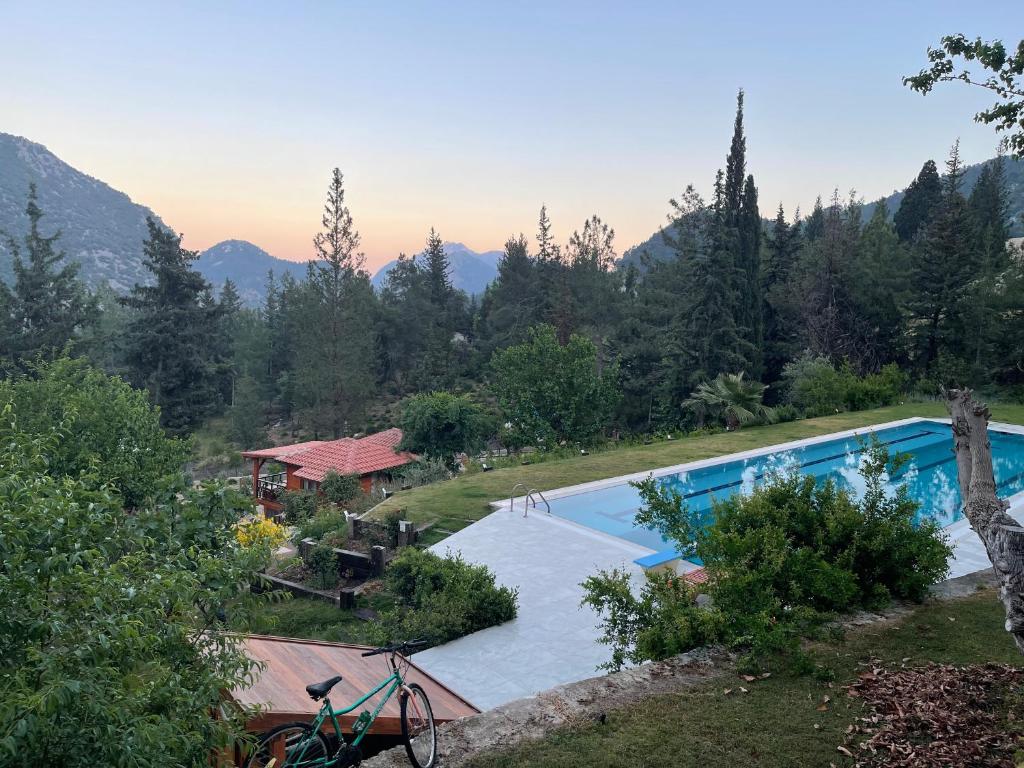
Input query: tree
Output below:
<box><xmin>293</xmin><ymin>169</ymin><xmax>376</xmax><ymax>437</ymax></box>
<box><xmin>478</xmin><ymin>234</ymin><xmax>537</xmax><ymax>352</ymax></box>
<box><xmin>420</xmin><ymin>229</ymin><xmax>458</xmax><ymax>388</ymax></box>
<box><xmin>398</xmin><ymin>391</ymin><xmax>493</xmax><ymax>468</ymax></box>
<box><xmin>762</xmin><ymin>204</ymin><xmax>804</xmax><ymax>384</ymax></box>
<box><xmin>490</xmin><ymin>324</ymin><xmax>621</xmax><ymax>448</ymax></box>
<box><xmin>228</xmin><ymin>373</ymin><xmax>266</xmax><ymax>448</ymax></box>
<box><xmin>894</xmin><ymin>160</ymin><xmax>943</xmax><ymax>242</ymax></box>
<box><xmin>0</xmin><ymin>357</ymin><xmax>190</xmax><ymax>510</ymax></box>
<box><xmin>908</xmin><ymin>142</ymin><xmax>978</xmax><ymax>372</ymax></box>
<box><xmin>121</xmin><ymin>218</ymin><xmax>223</xmax><ymax>433</ymax></box>
<box><xmin>0</xmin><ymin>384</ymin><xmax>267</xmax><ymax>766</ymax></box>
<box><xmin>945</xmin><ymin>389</ymin><xmax>1024</xmax><ymax>653</ymax></box>
<box><xmin>682</xmin><ymin>371</ymin><xmax>776</xmax><ymax>430</ymax></box>
<box><xmin>0</xmin><ymin>185</ymin><xmax>96</xmax><ymax>365</ymax></box>
<box><xmin>905</xmin><ymin>36</ymin><xmax>1024</xmax><ymax>156</ymax></box>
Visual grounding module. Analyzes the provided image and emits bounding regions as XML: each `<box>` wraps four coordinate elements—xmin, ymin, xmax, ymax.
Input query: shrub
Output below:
<box><xmin>298</xmin><ymin>508</ymin><xmax>348</xmax><ymax>544</ymax></box>
<box><xmin>236</xmin><ymin>516</ymin><xmax>288</xmax><ymax>556</ymax></box>
<box><xmin>682</xmin><ymin>372</ymin><xmax>776</xmax><ymax>430</ymax></box>
<box><xmin>282</xmin><ymin>490</ymin><xmax>318</xmax><ymax>523</ymax></box>
<box><xmin>321</xmin><ymin>471</ymin><xmax>363</xmax><ymax>505</ymax></box>
<box><xmin>782</xmin><ymin>353</ymin><xmax>907</xmax><ymax>416</ymax></box>
<box><xmin>375</xmin><ymin>548</ymin><xmax>518</xmax><ymax>648</ymax></box>
<box><xmin>304</xmin><ymin>544</ymin><xmax>338</xmax><ymax>590</ymax></box>
<box><xmin>396</xmin><ymin>458</ymin><xmax>451</xmax><ymax>488</ymax></box>
<box><xmin>584</xmin><ymin>441</ymin><xmax>951</xmax><ymax>670</ymax></box>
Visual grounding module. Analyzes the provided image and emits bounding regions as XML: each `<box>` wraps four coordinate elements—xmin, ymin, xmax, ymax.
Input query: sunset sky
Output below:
<box><xmin>4</xmin><ymin>1</ymin><xmax>1021</xmax><ymax>271</ymax></box>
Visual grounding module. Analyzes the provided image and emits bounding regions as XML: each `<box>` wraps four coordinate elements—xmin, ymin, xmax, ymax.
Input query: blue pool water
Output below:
<box><xmin>545</xmin><ymin>421</ymin><xmax>1024</xmax><ymax>564</ymax></box>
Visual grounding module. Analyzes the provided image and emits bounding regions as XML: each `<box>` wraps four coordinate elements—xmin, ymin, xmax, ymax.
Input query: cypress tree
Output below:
<box><xmin>894</xmin><ymin>159</ymin><xmax>943</xmax><ymax>242</ymax></box>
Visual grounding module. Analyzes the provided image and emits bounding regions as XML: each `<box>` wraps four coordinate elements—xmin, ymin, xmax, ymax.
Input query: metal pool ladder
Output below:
<box><xmin>510</xmin><ymin>483</ymin><xmax>550</xmax><ymax>517</ymax></box>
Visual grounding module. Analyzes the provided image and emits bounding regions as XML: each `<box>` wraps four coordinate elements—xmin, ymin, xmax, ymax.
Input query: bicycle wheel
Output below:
<box><xmin>243</xmin><ymin>721</ymin><xmax>329</xmax><ymax>768</ymax></box>
<box><xmin>400</xmin><ymin>683</ymin><xmax>437</xmax><ymax>768</ymax></box>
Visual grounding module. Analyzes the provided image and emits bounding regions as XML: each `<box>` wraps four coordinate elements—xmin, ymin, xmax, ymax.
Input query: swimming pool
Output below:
<box><xmin>543</xmin><ymin>420</ymin><xmax>1024</xmax><ymax>566</ymax></box>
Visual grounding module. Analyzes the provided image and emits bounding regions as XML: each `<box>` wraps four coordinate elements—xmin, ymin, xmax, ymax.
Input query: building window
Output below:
<box><xmin>301</xmin><ymin>478</ymin><xmax>319</xmax><ymax>492</ymax></box>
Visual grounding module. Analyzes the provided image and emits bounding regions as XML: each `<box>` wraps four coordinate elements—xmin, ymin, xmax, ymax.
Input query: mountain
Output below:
<box><xmin>197</xmin><ymin>240</ymin><xmax>307</xmax><ymax>305</ymax></box>
<box><xmin>0</xmin><ymin>132</ymin><xmax>163</xmax><ymax>292</ymax></box>
<box><xmin>621</xmin><ymin>155</ymin><xmax>1024</xmax><ymax>269</ymax></box>
<box><xmin>372</xmin><ymin>242</ymin><xmax>503</xmax><ymax>295</ymax></box>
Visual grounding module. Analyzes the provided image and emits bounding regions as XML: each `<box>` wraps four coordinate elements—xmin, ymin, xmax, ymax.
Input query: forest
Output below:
<box><xmin>1</xmin><ymin>92</ymin><xmax>1021</xmax><ymax>459</ymax></box>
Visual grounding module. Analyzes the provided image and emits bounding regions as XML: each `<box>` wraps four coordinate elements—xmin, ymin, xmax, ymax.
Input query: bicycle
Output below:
<box><xmin>242</xmin><ymin>639</ymin><xmax>437</xmax><ymax>768</ymax></box>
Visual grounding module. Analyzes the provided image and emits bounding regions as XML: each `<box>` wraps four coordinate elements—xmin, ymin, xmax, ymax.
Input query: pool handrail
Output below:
<box><xmin>524</xmin><ymin>488</ymin><xmax>550</xmax><ymax>517</ymax></box>
<box><xmin>510</xmin><ymin>483</ymin><xmax>529</xmax><ymax>514</ymax></box>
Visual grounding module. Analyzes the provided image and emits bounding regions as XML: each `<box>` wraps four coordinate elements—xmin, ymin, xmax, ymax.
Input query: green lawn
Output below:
<box><xmin>370</xmin><ymin>401</ymin><xmax>1024</xmax><ymax>538</ymax></box>
<box><xmin>467</xmin><ymin>590</ymin><xmax>1023</xmax><ymax>768</ymax></box>
<box><xmin>247</xmin><ymin>594</ymin><xmax>388</xmax><ymax>645</ymax></box>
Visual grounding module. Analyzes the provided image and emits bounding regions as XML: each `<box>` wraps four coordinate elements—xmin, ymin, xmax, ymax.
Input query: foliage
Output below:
<box><xmin>375</xmin><ymin>548</ymin><xmax>518</xmax><ymax>648</ymax></box>
<box><xmin>584</xmin><ymin>441</ymin><xmax>952</xmax><ymax>670</ymax></box>
<box><xmin>395</xmin><ymin>457</ymin><xmax>452</xmax><ymax>488</ymax></box>
<box><xmin>781</xmin><ymin>353</ymin><xmax>906</xmax><ymax>417</ymax></box>
<box><xmin>228</xmin><ymin>373</ymin><xmax>266</xmax><ymax>448</ymax></box>
<box><xmin>0</xmin><ymin>185</ymin><xmax>96</xmax><ymax>366</ymax></box>
<box><xmin>490</xmin><ymin>324</ymin><xmax>621</xmax><ymax>449</ymax></box>
<box><xmin>304</xmin><ymin>544</ymin><xmax>338</xmax><ymax>590</ymax></box>
<box><xmin>581</xmin><ymin>569</ymin><xmax>726</xmax><ymax>672</ymax></box>
<box><xmin>236</xmin><ymin>515</ymin><xmax>288</xmax><ymax>554</ymax></box>
<box><xmin>0</xmin><ymin>357</ymin><xmax>190</xmax><ymax>509</ymax></box>
<box><xmin>398</xmin><ymin>391</ymin><xmax>494</xmax><ymax>468</ymax></box>
<box><xmin>321</xmin><ymin>470</ymin><xmax>363</xmax><ymax>505</ymax></box>
<box><xmin>905</xmin><ymin>35</ymin><xmax>1024</xmax><ymax>157</ymax></box>
<box><xmin>121</xmin><ymin>218</ymin><xmax>228</xmax><ymax>434</ymax></box>
<box><xmin>682</xmin><ymin>372</ymin><xmax>776</xmax><ymax>430</ymax></box>
<box><xmin>0</xmin><ymin>404</ymin><xmax>267</xmax><ymax>767</ymax></box>
<box><xmin>297</xmin><ymin>507</ymin><xmax>349</xmax><ymax>544</ymax></box>
<box><xmin>282</xmin><ymin>489</ymin><xmax>318</xmax><ymax>523</ymax></box>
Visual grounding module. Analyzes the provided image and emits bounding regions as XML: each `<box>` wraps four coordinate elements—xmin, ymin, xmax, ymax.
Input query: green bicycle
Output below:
<box><xmin>243</xmin><ymin>639</ymin><xmax>437</xmax><ymax>768</ymax></box>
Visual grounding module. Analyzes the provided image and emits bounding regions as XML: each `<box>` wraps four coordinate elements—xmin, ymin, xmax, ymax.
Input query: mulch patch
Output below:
<box><xmin>841</xmin><ymin>661</ymin><xmax>1024</xmax><ymax>767</ymax></box>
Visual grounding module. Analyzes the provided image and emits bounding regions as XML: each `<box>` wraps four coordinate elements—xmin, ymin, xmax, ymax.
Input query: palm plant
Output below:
<box><xmin>683</xmin><ymin>372</ymin><xmax>776</xmax><ymax>430</ymax></box>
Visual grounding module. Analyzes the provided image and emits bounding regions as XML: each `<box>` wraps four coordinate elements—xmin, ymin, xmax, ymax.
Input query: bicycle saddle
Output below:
<box><xmin>305</xmin><ymin>675</ymin><xmax>343</xmax><ymax>700</ymax></box>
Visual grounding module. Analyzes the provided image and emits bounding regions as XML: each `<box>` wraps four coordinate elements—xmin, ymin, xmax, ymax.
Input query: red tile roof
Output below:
<box><xmin>682</xmin><ymin>567</ymin><xmax>708</xmax><ymax>586</ymax></box>
<box><xmin>244</xmin><ymin>428</ymin><xmax>416</xmax><ymax>483</ymax></box>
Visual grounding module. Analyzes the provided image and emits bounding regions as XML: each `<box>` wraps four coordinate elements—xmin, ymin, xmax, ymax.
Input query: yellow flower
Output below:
<box><xmin>236</xmin><ymin>517</ymin><xmax>288</xmax><ymax>551</ymax></box>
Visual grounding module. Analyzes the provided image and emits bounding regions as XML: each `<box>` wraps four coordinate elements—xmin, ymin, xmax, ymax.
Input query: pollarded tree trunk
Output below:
<box><xmin>945</xmin><ymin>388</ymin><xmax>1024</xmax><ymax>654</ymax></box>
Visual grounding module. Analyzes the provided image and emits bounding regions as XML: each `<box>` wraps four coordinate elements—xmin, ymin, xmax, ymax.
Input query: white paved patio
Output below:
<box><xmin>412</xmin><ymin>418</ymin><xmax>1024</xmax><ymax>712</ymax></box>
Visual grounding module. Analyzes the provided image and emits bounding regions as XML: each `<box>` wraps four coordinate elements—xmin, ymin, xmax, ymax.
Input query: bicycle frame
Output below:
<box><xmin>283</xmin><ymin>662</ymin><xmax>409</xmax><ymax>767</ymax></box>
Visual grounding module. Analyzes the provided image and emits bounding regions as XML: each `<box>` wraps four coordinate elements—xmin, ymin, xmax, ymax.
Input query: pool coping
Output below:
<box><xmin>489</xmin><ymin>416</ymin><xmax>1024</xmax><ymax>569</ymax></box>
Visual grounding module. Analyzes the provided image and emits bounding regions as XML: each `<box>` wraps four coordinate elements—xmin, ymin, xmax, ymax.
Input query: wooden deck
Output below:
<box><xmin>230</xmin><ymin>635</ymin><xmax>479</xmax><ymax>737</ymax></box>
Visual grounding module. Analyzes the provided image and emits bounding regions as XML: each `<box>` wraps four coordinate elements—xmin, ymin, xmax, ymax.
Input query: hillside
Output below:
<box><xmin>197</xmin><ymin>240</ymin><xmax>307</xmax><ymax>305</ymax></box>
<box><xmin>0</xmin><ymin>132</ymin><xmax>162</xmax><ymax>291</ymax></box>
<box><xmin>372</xmin><ymin>241</ymin><xmax>502</xmax><ymax>295</ymax></box>
<box><xmin>621</xmin><ymin>155</ymin><xmax>1024</xmax><ymax>269</ymax></box>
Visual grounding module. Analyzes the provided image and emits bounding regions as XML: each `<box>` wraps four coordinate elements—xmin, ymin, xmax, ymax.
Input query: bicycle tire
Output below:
<box><xmin>400</xmin><ymin>683</ymin><xmax>437</xmax><ymax>768</ymax></box>
<box><xmin>243</xmin><ymin>721</ymin><xmax>330</xmax><ymax>768</ymax></box>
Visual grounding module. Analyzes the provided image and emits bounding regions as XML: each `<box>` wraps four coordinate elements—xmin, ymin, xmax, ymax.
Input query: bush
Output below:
<box><xmin>236</xmin><ymin>516</ymin><xmax>288</xmax><ymax>558</ymax></box>
<box><xmin>782</xmin><ymin>353</ymin><xmax>907</xmax><ymax>416</ymax></box>
<box><xmin>396</xmin><ymin>458</ymin><xmax>451</xmax><ymax>488</ymax></box>
<box><xmin>585</xmin><ymin>441</ymin><xmax>951</xmax><ymax>671</ymax></box>
<box><xmin>321</xmin><ymin>471</ymin><xmax>363</xmax><ymax>505</ymax></box>
<box><xmin>304</xmin><ymin>544</ymin><xmax>338</xmax><ymax>590</ymax></box>
<box><xmin>298</xmin><ymin>508</ymin><xmax>348</xmax><ymax>544</ymax></box>
<box><xmin>282</xmin><ymin>490</ymin><xmax>318</xmax><ymax>523</ymax></box>
<box><xmin>375</xmin><ymin>548</ymin><xmax>518</xmax><ymax>648</ymax></box>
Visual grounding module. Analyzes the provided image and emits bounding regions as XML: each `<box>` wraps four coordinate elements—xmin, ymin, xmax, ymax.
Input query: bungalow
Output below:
<box><xmin>242</xmin><ymin>428</ymin><xmax>416</xmax><ymax>514</ymax></box>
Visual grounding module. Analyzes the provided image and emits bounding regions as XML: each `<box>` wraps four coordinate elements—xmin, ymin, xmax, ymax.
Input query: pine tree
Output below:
<box><xmin>293</xmin><ymin>169</ymin><xmax>375</xmax><ymax>437</ymax></box>
<box><xmin>121</xmin><ymin>218</ymin><xmax>222</xmax><ymax>433</ymax></box>
<box><xmin>0</xmin><ymin>185</ymin><xmax>96</xmax><ymax>365</ymax></box>
<box><xmin>762</xmin><ymin>204</ymin><xmax>803</xmax><ymax>383</ymax></box>
<box><xmin>480</xmin><ymin>234</ymin><xmax>536</xmax><ymax>350</ymax></box>
<box><xmin>894</xmin><ymin>159</ymin><xmax>943</xmax><ymax>242</ymax></box>
<box><xmin>908</xmin><ymin>142</ymin><xmax>978</xmax><ymax>372</ymax></box>
<box><xmin>420</xmin><ymin>229</ymin><xmax>456</xmax><ymax>388</ymax></box>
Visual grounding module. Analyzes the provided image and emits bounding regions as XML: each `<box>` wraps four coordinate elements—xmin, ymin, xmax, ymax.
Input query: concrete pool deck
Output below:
<box><xmin>412</xmin><ymin>417</ymin><xmax>1024</xmax><ymax>711</ymax></box>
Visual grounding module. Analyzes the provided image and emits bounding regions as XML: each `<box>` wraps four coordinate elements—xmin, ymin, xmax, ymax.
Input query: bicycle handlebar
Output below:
<box><xmin>360</xmin><ymin>639</ymin><xmax>428</xmax><ymax>657</ymax></box>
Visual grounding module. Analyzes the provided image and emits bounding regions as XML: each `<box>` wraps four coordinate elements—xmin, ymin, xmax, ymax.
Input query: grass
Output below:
<box><xmin>467</xmin><ymin>589</ymin><xmax>1023</xmax><ymax>768</ymax></box>
<box><xmin>248</xmin><ymin>594</ymin><xmax>390</xmax><ymax>645</ymax></box>
<box><xmin>369</xmin><ymin>401</ymin><xmax>1024</xmax><ymax>535</ymax></box>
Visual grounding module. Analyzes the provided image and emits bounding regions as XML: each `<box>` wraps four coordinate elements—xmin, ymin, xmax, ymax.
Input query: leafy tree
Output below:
<box><xmin>682</xmin><ymin>371</ymin><xmax>775</xmax><ymax>430</ymax></box>
<box><xmin>0</xmin><ymin>185</ymin><xmax>96</xmax><ymax>366</ymax></box>
<box><xmin>398</xmin><ymin>391</ymin><xmax>493</xmax><ymax>467</ymax></box>
<box><xmin>490</xmin><ymin>324</ymin><xmax>621</xmax><ymax>448</ymax></box>
<box><xmin>905</xmin><ymin>36</ymin><xmax>1024</xmax><ymax>156</ymax></box>
<box><xmin>0</xmin><ymin>396</ymin><xmax>267</xmax><ymax>767</ymax></box>
<box><xmin>0</xmin><ymin>357</ymin><xmax>190</xmax><ymax>509</ymax></box>
<box><xmin>321</xmin><ymin>471</ymin><xmax>363</xmax><ymax>505</ymax></box>
<box><xmin>293</xmin><ymin>169</ymin><xmax>376</xmax><ymax>437</ymax></box>
<box><xmin>893</xmin><ymin>160</ymin><xmax>943</xmax><ymax>242</ymax></box>
<box><xmin>122</xmin><ymin>219</ymin><xmax>223</xmax><ymax>433</ymax></box>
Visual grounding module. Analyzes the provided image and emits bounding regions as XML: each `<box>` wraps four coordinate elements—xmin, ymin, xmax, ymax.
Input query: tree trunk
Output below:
<box><xmin>945</xmin><ymin>388</ymin><xmax>1024</xmax><ymax>654</ymax></box>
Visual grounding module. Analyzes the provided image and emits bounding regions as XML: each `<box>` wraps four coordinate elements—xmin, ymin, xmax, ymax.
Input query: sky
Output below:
<box><xmin>3</xmin><ymin>1</ymin><xmax>1022</xmax><ymax>271</ymax></box>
